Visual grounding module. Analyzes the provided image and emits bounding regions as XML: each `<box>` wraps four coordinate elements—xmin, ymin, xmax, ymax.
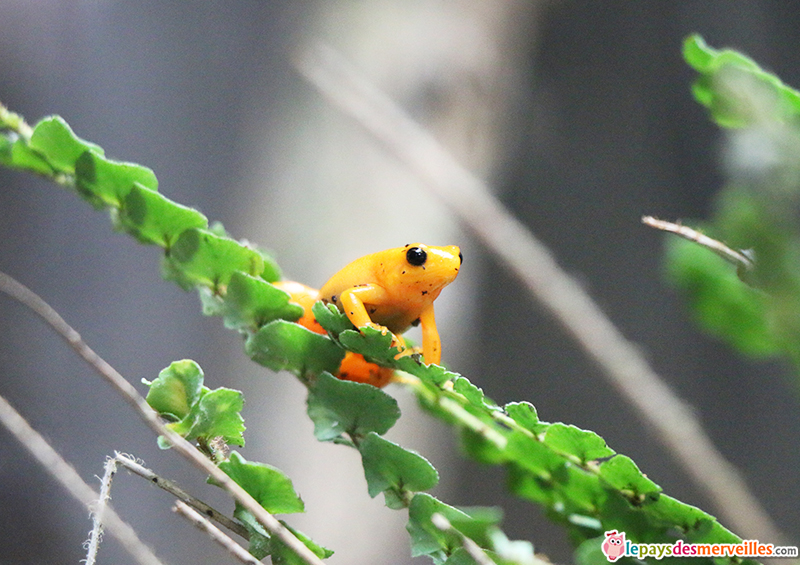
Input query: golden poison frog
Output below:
<box><xmin>274</xmin><ymin>243</ymin><xmax>462</xmax><ymax>387</ymax></box>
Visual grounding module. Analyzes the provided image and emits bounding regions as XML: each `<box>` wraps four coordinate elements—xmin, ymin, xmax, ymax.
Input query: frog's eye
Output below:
<box><xmin>406</xmin><ymin>246</ymin><xmax>427</xmax><ymax>266</ymax></box>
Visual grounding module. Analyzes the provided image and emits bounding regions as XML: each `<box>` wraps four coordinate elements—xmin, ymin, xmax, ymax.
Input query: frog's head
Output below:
<box><xmin>390</xmin><ymin>243</ymin><xmax>462</xmax><ymax>298</ymax></box>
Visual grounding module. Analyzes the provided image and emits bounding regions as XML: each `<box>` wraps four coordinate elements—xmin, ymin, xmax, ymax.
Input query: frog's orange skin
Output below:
<box><xmin>274</xmin><ymin>243</ymin><xmax>461</xmax><ymax>387</ymax></box>
<box><xmin>273</xmin><ymin>280</ymin><xmax>395</xmax><ymax>387</ymax></box>
<box><xmin>319</xmin><ymin>243</ymin><xmax>462</xmax><ymax>366</ymax></box>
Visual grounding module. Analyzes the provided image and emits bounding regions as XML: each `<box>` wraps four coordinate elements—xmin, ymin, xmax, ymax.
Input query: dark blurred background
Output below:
<box><xmin>1</xmin><ymin>2</ymin><xmax>798</xmax><ymax>564</ymax></box>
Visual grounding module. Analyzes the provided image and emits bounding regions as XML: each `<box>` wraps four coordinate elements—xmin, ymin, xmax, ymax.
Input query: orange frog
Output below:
<box><xmin>274</xmin><ymin>243</ymin><xmax>462</xmax><ymax>387</ymax></box>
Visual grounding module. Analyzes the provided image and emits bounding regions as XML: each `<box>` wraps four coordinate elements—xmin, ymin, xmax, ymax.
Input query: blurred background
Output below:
<box><xmin>1</xmin><ymin>2</ymin><xmax>799</xmax><ymax>563</ymax></box>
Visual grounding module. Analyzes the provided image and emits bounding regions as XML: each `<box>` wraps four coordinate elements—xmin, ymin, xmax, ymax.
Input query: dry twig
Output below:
<box><xmin>0</xmin><ymin>270</ymin><xmax>325</xmax><ymax>565</ymax></box>
<box><xmin>173</xmin><ymin>501</ymin><xmax>261</xmax><ymax>565</ymax></box>
<box><xmin>0</xmin><ymin>393</ymin><xmax>165</xmax><ymax>565</ymax></box>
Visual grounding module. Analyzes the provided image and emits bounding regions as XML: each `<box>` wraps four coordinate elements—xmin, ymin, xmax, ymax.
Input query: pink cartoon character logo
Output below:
<box><xmin>601</xmin><ymin>530</ymin><xmax>626</xmax><ymax>562</ymax></box>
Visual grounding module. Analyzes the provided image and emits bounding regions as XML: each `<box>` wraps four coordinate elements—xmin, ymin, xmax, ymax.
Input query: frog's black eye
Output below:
<box><xmin>406</xmin><ymin>246</ymin><xmax>427</xmax><ymax>266</ymax></box>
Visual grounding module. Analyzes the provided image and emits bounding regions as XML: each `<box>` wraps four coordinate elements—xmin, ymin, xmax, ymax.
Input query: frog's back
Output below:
<box><xmin>318</xmin><ymin>249</ymin><xmax>387</xmax><ymax>303</ymax></box>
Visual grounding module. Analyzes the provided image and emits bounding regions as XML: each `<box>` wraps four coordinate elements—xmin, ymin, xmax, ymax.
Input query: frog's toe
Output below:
<box><xmin>393</xmin><ymin>345</ymin><xmax>422</xmax><ymax>361</ymax></box>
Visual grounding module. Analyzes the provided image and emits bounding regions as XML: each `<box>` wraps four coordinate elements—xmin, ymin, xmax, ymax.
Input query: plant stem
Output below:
<box><xmin>0</xmin><ymin>270</ymin><xmax>326</xmax><ymax>565</ymax></box>
<box><xmin>113</xmin><ymin>452</ymin><xmax>250</xmax><ymax>540</ymax></box>
<box><xmin>0</xmin><ymin>393</ymin><xmax>165</xmax><ymax>565</ymax></box>
<box><xmin>85</xmin><ymin>456</ymin><xmax>118</xmax><ymax>565</ymax></box>
<box><xmin>173</xmin><ymin>501</ymin><xmax>261</xmax><ymax>565</ymax></box>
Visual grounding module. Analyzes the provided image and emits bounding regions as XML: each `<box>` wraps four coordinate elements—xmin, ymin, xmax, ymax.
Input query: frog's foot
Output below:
<box><xmin>393</xmin><ymin>345</ymin><xmax>422</xmax><ymax>361</ymax></box>
<box><xmin>360</xmin><ymin>322</ymin><xmax>406</xmax><ymax>352</ymax></box>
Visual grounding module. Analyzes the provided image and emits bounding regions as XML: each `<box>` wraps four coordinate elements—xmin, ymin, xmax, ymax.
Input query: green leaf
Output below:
<box><xmin>168</xmin><ymin>387</ymin><xmax>245</xmax><ymax>447</ymax></box>
<box><xmin>306</xmin><ymin>372</ymin><xmax>400</xmax><ymax>442</ymax></box>
<box><xmin>338</xmin><ymin>327</ymin><xmax>457</xmax><ymax>386</ymax></box>
<box><xmin>504</xmin><ymin>401</ymin><xmax>547</xmax><ymax>435</ymax></box>
<box><xmin>505</xmin><ymin>431</ymin><xmax>567</xmax><ymax>480</ymax></box>
<box><xmin>117</xmin><ymin>183</ymin><xmax>207</xmax><ymax>248</ymax></box>
<box><xmin>74</xmin><ymin>151</ymin><xmax>158</xmax><ymax>209</ymax></box>
<box><xmin>143</xmin><ymin>359</ymin><xmax>245</xmax><ymax>448</ymax></box>
<box><xmin>0</xmin><ymin>133</ymin><xmax>10</xmax><ymax>162</ymax></box>
<box><xmin>217</xmin><ymin>451</ymin><xmax>304</xmax><ymax>514</ymax></box>
<box><xmin>598</xmin><ymin>455</ymin><xmax>661</xmax><ymax>500</ymax></box>
<box><xmin>232</xmin><ymin>506</ymin><xmax>271</xmax><ymax>559</ymax></box>
<box><xmin>452</xmin><ymin>377</ymin><xmax>499</xmax><ymax>411</ymax></box>
<box><xmin>311</xmin><ymin>301</ymin><xmax>355</xmax><ymax>336</ymax></box>
<box><xmin>266</xmin><ymin>521</ymin><xmax>335</xmax><ymax>564</ymax></box>
<box><xmin>573</xmin><ymin>536</ymin><xmax>608</xmax><ymax>565</ymax></box>
<box><xmin>219</xmin><ymin>272</ymin><xmax>303</xmax><ymax>332</ymax></box>
<box><xmin>28</xmin><ymin>116</ymin><xmax>103</xmax><ymax>173</ymax></box>
<box><xmin>144</xmin><ymin>359</ymin><xmax>205</xmax><ymax>421</ymax></box>
<box><xmin>258</xmin><ymin>249</ymin><xmax>283</xmax><ymax>283</ymax></box>
<box><xmin>246</xmin><ymin>321</ymin><xmax>344</xmax><ymax>377</ymax></box>
<box><xmin>358</xmin><ymin>432</ymin><xmax>439</xmax><ymax>505</ymax></box>
<box><xmin>683</xmin><ymin>34</ymin><xmax>800</xmax><ymax>127</ymax></box>
<box><xmin>234</xmin><ymin>509</ymin><xmax>335</xmax><ymax>563</ymax></box>
<box><xmin>3</xmin><ymin>137</ymin><xmax>54</xmax><ymax>174</ymax></box>
<box><xmin>165</xmin><ymin>228</ymin><xmax>264</xmax><ymax>291</ymax></box>
<box><xmin>407</xmin><ymin>494</ymin><xmax>475</xmax><ymax>560</ymax></box>
<box><xmin>543</xmin><ymin>423</ymin><xmax>615</xmax><ymax>464</ymax></box>
<box><xmin>446</xmin><ymin>506</ymin><xmax>503</xmax><ymax>549</ymax></box>
<box><xmin>666</xmin><ymin>236</ymin><xmax>779</xmax><ymax>357</ymax></box>
<box><xmin>554</xmin><ymin>464</ymin><xmax>609</xmax><ymax>517</ymax></box>
<box><xmin>458</xmin><ymin>427</ymin><xmax>506</xmax><ymax>465</ymax></box>
<box><xmin>642</xmin><ymin>494</ymin><xmax>712</xmax><ymax>533</ymax></box>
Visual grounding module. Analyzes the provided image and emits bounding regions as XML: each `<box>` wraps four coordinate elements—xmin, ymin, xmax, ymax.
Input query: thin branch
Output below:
<box><xmin>113</xmin><ymin>452</ymin><xmax>250</xmax><ymax>540</ymax></box>
<box><xmin>172</xmin><ymin>501</ymin><xmax>261</xmax><ymax>565</ymax></box>
<box><xmin>294</xmin><ymin>42</ymin><xmax>785</xmax><ymax>545</ymax></box>
<box><xmin>642</xmin><ymin>216</ymin><xmax>754</xmax><ymax>271</ymax></box>
<box><xmin>85</xmin><ymin>456</ymin><xmax>119</xmax><ymax>565</ymax></box>
<box><xmin>0</xmin><ymin>393</ymin><xmax>165</xmax><ymax>565</ymax></box>
<box><xmin>0</xmin><ymin>271</ymin><xmax>325</xmax><ymax>565</ymax></box>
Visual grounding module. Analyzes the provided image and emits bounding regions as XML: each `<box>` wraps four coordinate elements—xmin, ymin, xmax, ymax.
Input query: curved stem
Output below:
<box><xmin>0</xmin><ymin>271</ymin><xmax>325</xmax><ymax>565</ymax></box>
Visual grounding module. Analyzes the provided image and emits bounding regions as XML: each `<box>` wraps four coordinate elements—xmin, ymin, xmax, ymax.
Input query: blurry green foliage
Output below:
<box><xmin>666</xmin><ymin>36</ymin><xmax>800</xmax><ymax>379</ymax></box>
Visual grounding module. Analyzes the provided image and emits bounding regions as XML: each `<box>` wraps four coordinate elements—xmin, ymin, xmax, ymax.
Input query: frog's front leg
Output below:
<box><xmin>339</xmin><ymin>284</ymin><xmax>405</xmax><ymax>351</ymax></box>
<box><xmin>418</xmin><ymin>303</ymin><xmax>441</xmax><ymax>365</ymax></box>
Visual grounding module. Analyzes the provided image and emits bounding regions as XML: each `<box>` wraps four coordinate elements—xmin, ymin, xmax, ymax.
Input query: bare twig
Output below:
<box><xmin>85</xmin><ymin>456</ymin><xmax>119</xmax><ymax>565</ymax></box>
<box><xmin>295</xmin><ymin>42</ymin><xmax>785</xmax><ymax>545</ymax></box>
<box><xmin>642</xmin><ymin>216</ymin><xmax>754</xmax><ymax>271</ymax></box>
<box><xmin>113</xmin><ymin>452</ymin><xmax>250</xmax><ymax>541</ymax></box>
<box><xmin>0</xmin><ymin>393</ymin><xmax>165</xmax><ymax>565</ymax></box>
<box><xmin>173</xmin><ymin>501</ymin><xmax>261</xmax><ymax>565</ymax></box>
<box><xmin>0</xmin><ymin>271</ymin><xmax>325</xmax><ymax>565</ymax></box>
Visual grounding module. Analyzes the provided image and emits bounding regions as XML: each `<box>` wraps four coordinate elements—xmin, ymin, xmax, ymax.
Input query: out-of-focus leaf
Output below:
<box><xmin>665</xmin><ymin>236</ymin><xmax>779</xmax><ymax>357</ymax></box>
